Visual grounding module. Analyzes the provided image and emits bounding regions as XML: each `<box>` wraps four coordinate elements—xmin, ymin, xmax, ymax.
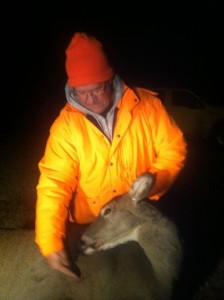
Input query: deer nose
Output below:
<box><xmin>78</xmin><ymin>236</ymin><xmax>99</xmax><ymax>254</ymax></box>
<box><xmin>77</xmin><ymin>238</ymin><xmax>89</xmax><ymax>252</ymax></box>
<box><xmin>77</xmin><ymin>239</ymin><xmax>85</xmax><ymax>253</ymax></box>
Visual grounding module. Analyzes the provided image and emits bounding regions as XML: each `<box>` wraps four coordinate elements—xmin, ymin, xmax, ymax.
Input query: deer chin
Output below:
<box><xmin>82</xmin><ymin>241</ymin><xmax>113</xmax><ymax>254</ymax></box>
<box><xmin>82</xmin><ymin>247</ymin><xmax>96</xmax><ymax>255</ymax></box>
<box><xmin>82</xmin><ymin>229</ymin><xmax>139</xmax><ymax>254</ymax></box>
<box><xmin>99</xmin><ymin>231</ymin><xmax>138</xmax><ymax>251</ymax></box>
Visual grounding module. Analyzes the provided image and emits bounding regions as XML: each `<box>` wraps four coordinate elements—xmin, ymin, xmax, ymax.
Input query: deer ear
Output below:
<box><xmin>129</xmin><ymin>173</ymin><xmax>154</xmax><ymax>204</ymax></box>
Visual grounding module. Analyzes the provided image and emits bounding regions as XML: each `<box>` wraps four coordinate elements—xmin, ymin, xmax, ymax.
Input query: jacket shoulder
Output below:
<box><xmin>131</xmin><ymin>87</ymin><xmax>164</xmax><ymax>111</ymax></box>
<box><xmin>49</xmin><ymin>103</ymin><xmax>82</xmax><ymax>134</ymax></box>
<box><xmin>133</xmin><ymin>87</ymin><xmax>159</xmax><ymax>99</ymax></box>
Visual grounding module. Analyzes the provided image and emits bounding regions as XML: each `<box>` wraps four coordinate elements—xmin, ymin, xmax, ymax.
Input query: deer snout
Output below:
<box><xmin>79</xmin><ymin>235</ymin><xmax>101</xmax><ymax>255</ymax></box>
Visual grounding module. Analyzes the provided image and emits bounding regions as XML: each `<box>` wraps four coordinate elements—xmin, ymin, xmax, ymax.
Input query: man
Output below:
<box><xmin>35</xmin><ymin>32</ymin><xmax>187</xmax><ymax>279</ymax></box>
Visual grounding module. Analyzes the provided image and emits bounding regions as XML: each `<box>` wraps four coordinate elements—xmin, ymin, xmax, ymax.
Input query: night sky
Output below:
<box><xmin>2</xmin><ymin>2</ymin><xmax>223</xmax><ymax>133</ymax></box>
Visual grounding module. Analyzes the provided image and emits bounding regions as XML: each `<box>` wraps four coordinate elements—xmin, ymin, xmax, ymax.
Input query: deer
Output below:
<box><xmin>0</xmin><ymin>173</ymin><xmax>183</xmax><ymax>300</ymax></box>
<box><xmin>79</xmin><ymin>173</ymin><xmax>183</xmax><ymax>300</ymax></box>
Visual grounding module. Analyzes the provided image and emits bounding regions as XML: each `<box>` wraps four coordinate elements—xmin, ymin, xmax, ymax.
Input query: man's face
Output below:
<box><xmin>73</xmin><ymin>81</ymin><xmax>112</xmax><ymax>114</ymax></box>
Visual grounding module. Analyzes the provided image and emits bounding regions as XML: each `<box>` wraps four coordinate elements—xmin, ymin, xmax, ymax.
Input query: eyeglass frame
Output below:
<box><xmin>73</xmin><ymin>82</ymin><xmax>107</xmax><ymax>100</ymax></box>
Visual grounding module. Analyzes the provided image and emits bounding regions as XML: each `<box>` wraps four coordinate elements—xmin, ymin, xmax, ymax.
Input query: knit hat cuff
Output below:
<box><xmin>67</xmin><ymin>67</ymin><xmax>114</xmax><ymax>87</ymax></box>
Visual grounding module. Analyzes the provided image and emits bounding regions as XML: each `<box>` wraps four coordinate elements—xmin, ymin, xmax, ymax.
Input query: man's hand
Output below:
<box><xmin>46</xmin><ymin>249</ymin><xmax>80</xmax><ymax>279</ymax></box>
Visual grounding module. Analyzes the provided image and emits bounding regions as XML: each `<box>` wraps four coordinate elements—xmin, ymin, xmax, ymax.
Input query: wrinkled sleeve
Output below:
<box><xmin>35</xmin><ymin>114</ymin><xmax>79</xmax><ymax>256</ymax></box>
<box><xmin>147</xmin><ymin>98</ymin><xmax>187</xmax><ymax>200</ymax></box>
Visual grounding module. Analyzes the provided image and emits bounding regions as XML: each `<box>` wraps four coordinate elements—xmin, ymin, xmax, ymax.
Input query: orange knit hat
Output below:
<box><xmin>65</xmin><ymin>32</ymin><xmax>114</xmax><ymax>87</ymax></box>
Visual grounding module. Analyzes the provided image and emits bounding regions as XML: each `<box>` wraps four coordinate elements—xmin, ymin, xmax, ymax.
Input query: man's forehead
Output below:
<box><xmin>74</xmin><ymin>82</ymin><xmax>104</xmax><ymax>92</ymax></box>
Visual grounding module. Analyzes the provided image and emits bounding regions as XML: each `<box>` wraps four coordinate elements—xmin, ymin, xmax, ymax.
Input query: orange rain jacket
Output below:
<box><xmin>36</xmin><ymin>86</ymin><xmax>187</xmax><ymax>256</ymax></box>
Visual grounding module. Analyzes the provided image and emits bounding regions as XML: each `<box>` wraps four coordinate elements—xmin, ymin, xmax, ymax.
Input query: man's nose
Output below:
<box><xmin>86</xmin><ymin>92</ymin><xmax>97</xmax><ymax>103</ymax></box>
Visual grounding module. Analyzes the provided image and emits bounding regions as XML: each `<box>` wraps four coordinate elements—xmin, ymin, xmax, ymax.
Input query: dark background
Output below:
<box><xmin>1</xmin><ymin>2</ymin><xmax>224</xmax><ymax>299</ymax></box>
<box><xmin>2</xmin><ymin>1</ymin><xmax>223</xmax><ymax>133</ymax></box>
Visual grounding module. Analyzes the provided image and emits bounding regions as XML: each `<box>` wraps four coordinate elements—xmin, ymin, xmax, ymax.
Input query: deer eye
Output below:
<box><xmin>102</xmin><ymin>207</ymin><xmax>112</xmax><ymax>216</ymax></box>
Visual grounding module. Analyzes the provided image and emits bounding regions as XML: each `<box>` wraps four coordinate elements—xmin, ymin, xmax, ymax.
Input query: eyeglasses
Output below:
<box><xmin>74</xmin><ymin>82</ymin><xmax>106</xmax><ymax>100</ymax></box>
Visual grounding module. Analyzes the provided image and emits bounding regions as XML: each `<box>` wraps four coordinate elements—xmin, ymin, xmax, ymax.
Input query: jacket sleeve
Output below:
<box><xmin>35</xmin><ymin>113</ymin><xmax>79</xmax><ymax>256</ymax></box>
<box><xmin>147</xmin><ymin>97</ymin><xmax>187</xmax><ymax>200</ymax></box>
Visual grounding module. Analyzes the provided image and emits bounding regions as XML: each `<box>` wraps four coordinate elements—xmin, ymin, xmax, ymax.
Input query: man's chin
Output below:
<box><xmin>92</xmin><ymin>107</ymin><xmax>107</xmax><ymax>114</ymax></box>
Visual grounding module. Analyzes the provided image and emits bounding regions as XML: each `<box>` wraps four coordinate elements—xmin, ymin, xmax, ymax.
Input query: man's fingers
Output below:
<box><xmin>58</xmin><ymin>264</ymin><xmax>81</xmax><ymax>279</ymax></box>
<box><xmin>46</xmin><ymin>250</ymin><xmax>81</xmax><ymax>279</ymax></box>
